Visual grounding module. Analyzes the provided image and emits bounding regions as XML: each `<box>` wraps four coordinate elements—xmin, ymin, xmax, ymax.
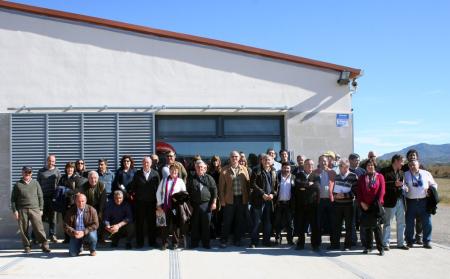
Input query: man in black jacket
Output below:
<box><xmin>188</xmin><ymin>160</ymin><xmax>217</xmax><ymax>249</ymax></box>
<box><xmin>249</xmin><ymin>154</ymin><xmax>278</xmax><ymax>247</ymax></box>
<box><xmin>292</xmin><ymin>159</ymin><xmax>320</xmax><ymax>251</ymax></box>
<box><xmin>129</xmin><ymin>156</ymin><xmax>160</xmax><ymax>248</ymax></box>
<box><xmin>381</xmin><ymin>154</ymin><xmax>409</xmax><ymax>251</ymax></box>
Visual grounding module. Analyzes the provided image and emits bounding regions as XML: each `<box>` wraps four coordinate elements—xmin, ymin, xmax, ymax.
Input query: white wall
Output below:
<box><xmin>0</xmin><ymin>10</ymin><xmax>350</xmax><ymax>114</ymax></box>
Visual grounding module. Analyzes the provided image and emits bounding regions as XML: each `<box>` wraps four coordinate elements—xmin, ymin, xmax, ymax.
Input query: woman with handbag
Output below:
<box><xmin>357</xmin><ymin>158</ymin><xmax>386</xmax><ymax>256</ymax></box>
<box><xmin>156</xmin><ymin>164</ymin><xmax>186</xmax><ymax>250</ymax></box>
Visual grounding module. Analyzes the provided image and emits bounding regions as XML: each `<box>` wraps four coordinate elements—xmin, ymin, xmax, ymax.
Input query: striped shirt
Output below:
<box><xmin>75</xmin><ymin>208</ymin><xmax>85</xmax><ymax>231</ymax></box>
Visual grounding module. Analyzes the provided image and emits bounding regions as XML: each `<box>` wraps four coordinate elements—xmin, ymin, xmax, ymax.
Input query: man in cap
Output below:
<box><xmin>11</xmin><ymin>166</ymin><xmax>51</xmax><ymax>253</ymax></box>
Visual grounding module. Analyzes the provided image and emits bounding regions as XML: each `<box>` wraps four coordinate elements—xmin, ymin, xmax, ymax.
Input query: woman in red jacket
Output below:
<box><xmin>357</xmin><ymin>158</ymin><xmax>386</xmax><ymax>256</ymax></box>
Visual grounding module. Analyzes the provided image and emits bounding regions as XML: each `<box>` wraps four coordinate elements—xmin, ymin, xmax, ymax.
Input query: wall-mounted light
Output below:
<box><xmin>337</xmin><ymin>70</ymin><xmax>351</xmax><ymax>85</ymax></box>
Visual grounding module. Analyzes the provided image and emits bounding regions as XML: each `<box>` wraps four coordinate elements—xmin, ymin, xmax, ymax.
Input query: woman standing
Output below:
<box><xmin>113</xmin><ymin>155</ymin><xmax>136</xmax><ymax>198</ymax></box>
<box><xmin>357</xmin><ymin>158</ymin><xmax>386</xmax><ymax>255</ymax></box>
<box><xmin>59</xmin><ymin>162</ymin><xmax>83</xmax><ymax>243</ymax></box>
<box><xmin>156</xmin><ymin>164</ymin><xmax>187</xmax><ymax>250</ymax></box>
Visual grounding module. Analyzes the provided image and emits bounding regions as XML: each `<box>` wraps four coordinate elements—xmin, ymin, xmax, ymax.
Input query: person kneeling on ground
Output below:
<box><xmin>103</xmin><ymin>190</ymin><xmax>134</xmax><ymax>249</ymax></box>
<box><xmin>64</xmin><ymin>193</ymin><xmax>99</xmax><ymax>256</ymax></box>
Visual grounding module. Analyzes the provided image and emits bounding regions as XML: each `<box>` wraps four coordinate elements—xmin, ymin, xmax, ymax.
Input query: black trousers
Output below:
<box><xmin>161</xmin><ymin>210</ymin><xmax>181</xmax><ymax>245</ymax></box>
<box><xmin>135</xmin><ymin>200</ymin><xmax>156</xmax><ymax>247</ymax></box>
<box><xmin>363</xmin><ymin>224</ymin><xmax>383</xmax><ymax>251</ymax></box>
<box><xmin>191</xmin><ymin>202</ymin><xmax>212</xmax><ymax>247</ymax></box>
<box><xmin>221</xmin><ymin>195</ymin><xmax>246</xmax><ymax>244</ymax></box>
<box><xmin>295</xmin><ymin>203</ymin><xmax>320</xmax><ymax>249</ymax></box>
<box><xmin>274</xmin><ymin>202</ymin><xmax>294</xmax><ymax>243</ymax></box>
<box><xmin>108</xmin><ymin>223</ymin><xmax>134</xmax><ymax>245</ymax></box>
<box><xmin>331</xmin><ymin>202</ymin><xmax>353</xmax><ymax>248</ymax></box>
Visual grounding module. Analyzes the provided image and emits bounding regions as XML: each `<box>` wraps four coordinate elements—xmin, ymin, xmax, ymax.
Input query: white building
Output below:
<box><xmin>0</xmin><ymin>2</ymin><xmax>361</xmax><ymax>237</ymax></box>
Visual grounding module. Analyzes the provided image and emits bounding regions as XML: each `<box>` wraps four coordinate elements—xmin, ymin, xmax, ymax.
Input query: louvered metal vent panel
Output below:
<box><xmin>48</xmin><ymin>114</ymin><xmax>82</xmax><ymax>172</ymax></box>
<box><xmin>83</xmin><ymin>113</ymin><xmax>117</xmax><ymax>173</ymax></box>
<box><xmin>11</xmin><ymin>114</ymin><xmax>47</xmax><ymax>185</ymax></box>
<box><xmin>118</xmin><ymin>113</ymin><xmax>154</xmax><ymax>169</ymax></box>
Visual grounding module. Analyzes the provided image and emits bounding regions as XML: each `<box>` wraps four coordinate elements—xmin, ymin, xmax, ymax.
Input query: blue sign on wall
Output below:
<box><xmin>336</xmin><ymin>114</ymin><xmax>349</xmax><ymax>127</ymax></box>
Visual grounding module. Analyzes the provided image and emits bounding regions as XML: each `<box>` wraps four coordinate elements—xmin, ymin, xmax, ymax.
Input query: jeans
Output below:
<box><xmin>382</xmin><ymin>198</ymin><xmax>406</xmax><ymax>247</ymax></box>
<box><xmin>250</xmin><ymin>201</ymin><xmax>273</xmax><ymax>245</ymax></box>
<box><xmin>405</xmin><ymin>198</ymin><xmax>432</xmax><ymax>244</ymax></box>
<box><xmin>69</xmin><ymin>230</ymin><xmax>97</xmax><ymax>256</ymax></box>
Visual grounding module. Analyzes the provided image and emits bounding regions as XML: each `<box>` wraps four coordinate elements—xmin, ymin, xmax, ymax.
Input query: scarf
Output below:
<box><xmin>163</xmin><ymin>177</ymin><xmax>177</xmax><ymax>212</ymax></box>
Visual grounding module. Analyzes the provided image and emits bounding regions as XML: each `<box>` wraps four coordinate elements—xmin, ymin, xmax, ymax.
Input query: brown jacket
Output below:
<box><xmin>219</xmin><ymin>164</ymin><xmax>250</xmax><ymax>205</ymax></box>
<box><xmin>64</xmin><ymin>204</ymin><xmax>99</xmax><ymax>237</ymax></box>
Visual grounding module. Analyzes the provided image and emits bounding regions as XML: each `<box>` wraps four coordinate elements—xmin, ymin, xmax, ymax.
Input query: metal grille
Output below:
<box><xmin>11</xmin><ymin>113</ymin><xmax>154</xmax><ymax>185</ymax></box>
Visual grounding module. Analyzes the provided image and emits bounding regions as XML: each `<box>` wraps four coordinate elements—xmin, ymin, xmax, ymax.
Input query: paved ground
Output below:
<box><xmin>1</xmin><ymin>205</ymin><xmax>449</xmax><ymax>278</ymax></box>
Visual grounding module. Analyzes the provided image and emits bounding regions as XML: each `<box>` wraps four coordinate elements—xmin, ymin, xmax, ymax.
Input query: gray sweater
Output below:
<box><xmin>11</xmin><ymin>179</ymin><xmax>44</xmax><ymax>212</ymax></box>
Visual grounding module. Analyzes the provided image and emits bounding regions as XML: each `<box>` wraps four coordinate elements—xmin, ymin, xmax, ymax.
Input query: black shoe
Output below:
<box><xmin>343</xmin><ymin>247</ymin><xmax>351</xmax><ymax>251</ymax></box>
<box><xmin>161</xmin><ymin>243</ymin><xmax>168</xmax><ymax>251</ymax></box>
<box><xmin>362</xmin><ymin>249</ymin><xmax>369</xmax><ymax>254</ymax></box>
<box><xmin>111</xmin><ymin>242</ymin><xmax>118</xmax><ymax>248</ymax></box>
<box><xmin>327</xmin><ymin>245</ymin><xmax>338</xmax><ymax>250</ymax></box>
<box><xmin>398</xmin><ymin>245</ymin><xmax>409</xmax><ymax>250</ymax></box>
<box><xmin>234</xmin><ymin>240</ymin><xmax>242</xmax><ymax>247</ymax></box>
<box><xmin>203</xmin><ymin>245</ymin><xmax>211</xmax><ymax>249</ymax></box>
<box><xmin>287</xmin><ymin>240</ymin><xmax>294</xmax><ymax>246</ymax></box>
<box><xmin>416</xmin><ymin>239</ymin><xmax>423</xmax><ymax>245</ymax></box>
<box><xmin>172</xmin><ymin>243</ymin><xmax>179</xmax><ymax>250</ymax></box>
<box><xmin>407</xmin><ymin>242</ymin><xmax>414</xmax><ymax>248</ymax></box>
<box><xmin>312</xmin><ymin>246</ymin><xmax>321</xmax><ymax>252</ymax></box>
<box><xmin>383</xmin><ymin>245</ymin><xmax>390</xmax><ymax>251</ymax></box>
<box><xmin>379</xmin><ymin>249</ymin><xmax>385</xmax><ymax>256</ymax></box>
<box><xmin>423</xmin><ymin>243</ymin><xmax>432</xmax><ymax>249</ymax></box>
<box><xmin>24</xmin><ymin>247</ymin><xmax>31</xmax><ymax>253</ymax></box>
<box><xmin>125</xmin><ymin>243</ymin><xmax>132</xmax><ymax>250</ymax></box>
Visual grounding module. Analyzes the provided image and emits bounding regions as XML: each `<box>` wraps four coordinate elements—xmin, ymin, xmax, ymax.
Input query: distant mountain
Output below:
<box><xmin>379</xmin><ymin>143</ymin><xmax>450</xmax><ymax>166</ymax></box>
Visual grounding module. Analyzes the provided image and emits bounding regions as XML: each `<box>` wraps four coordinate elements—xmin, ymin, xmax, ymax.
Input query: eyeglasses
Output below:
<box><xmin>76</xmin><ymin>162</ymin><xmax>84</xmax><ymax>165</ymax></box>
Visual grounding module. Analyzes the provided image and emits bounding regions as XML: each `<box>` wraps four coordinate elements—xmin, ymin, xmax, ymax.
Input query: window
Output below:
<box><xmin>156</xmin><ymin>116</ymin><xmax>283</xmax><ymax>162</ymax></box>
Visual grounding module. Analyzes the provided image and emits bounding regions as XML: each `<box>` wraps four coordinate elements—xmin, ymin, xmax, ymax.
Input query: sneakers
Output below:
<box><xmin>24</xmin><ymin>247</ymin><xmax>31</xmax><ymax>253</ymax></box>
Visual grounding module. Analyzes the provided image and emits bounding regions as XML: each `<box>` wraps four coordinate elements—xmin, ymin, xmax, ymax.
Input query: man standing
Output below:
<box><xmin>64</xmin><ymin>193</ymin><xmax>99</xmax><ymax>256</ymax></box>
<box><xmin>293</xmin><ymin>159</ymin><xmax>321</xmax><ymax>251</ymax></box>
<box><xmin>329</xmin><ymin>160</ymin><xmax>358</xmax><ymax>250</ymax></box>
<box><xmin>279</xmin><ymin>149</ymin><xmax>296</xmax><ymax>168</ymax></box>
<box><xmin>274</xmin><ymin>162</ymin><xmax>295</xmax><ymax>245</ymax></box>
<box><xmin>404</xmin><ymin>160</ymin><xmax>438</xmax><ymax>249</ymax></box>
<box><xmin>129</xmin><ymin>156</ymin><xmax>160</xmax><ymax>248</ymax></box>
<box><xmin>315</xmin><ymin>155</ymin><xmax>335</xmax><ymax>240</ymax></box>
<box><xmin>219</xmin><ymin>150</ymin><xmax>250</xmax><ymax>248</ymax></box>
<box><xmin>188</xmin><ymin>160</ymin><xmax>217</xmax><ymax>249</ymax></box>
<box><xmin>349</xmin><ymin>153</ymin><xmax>365</xmax><ymax>177</ymax></box>
<box><xmin>97</xmin><ymin>159</ymin><xmax>115</xmax><ymax>200</ymax></box>
<box><xmin>266</xmin><ymin>148</ymin><xmax>281</xmax><ymax>172</ymax></box>
<box><xmin>103</xmin><ymin>191</ymin><xmax>133</xmax><ymax>249</ymax></box>
<box><xmin>249</xmin><ymin>154</ymin><xmax>278</xmax><ymax>247</ymax></box>
<box><xmin>161</xmin><ymin>151</ymin><xmax>188</xmax><ymax>182</ymax></box>
<box><xmin>381</xmin><ymin>154</ymin><xmax>409</xmax><ymax>250</ymax></box>
<box><xmin>37</xmin><ymin>154</ymin><xmax>61</xmax><ymax>243</ymax></box>
<box><xmin>81</xmin><ymin>171</ymin><xmax>106</xmax><ymax>243</ymax></box>
<box><xmin>11</xmin><ymin>166</ymin><xmax>51</xmax><ymax>253</ymax></box>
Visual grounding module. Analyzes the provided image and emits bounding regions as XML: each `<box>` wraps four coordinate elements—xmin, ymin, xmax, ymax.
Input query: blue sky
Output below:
<box><xmin>11</xmin><ymin>0</ymin><xmax>450</xmax><ymax>157</ymax></box>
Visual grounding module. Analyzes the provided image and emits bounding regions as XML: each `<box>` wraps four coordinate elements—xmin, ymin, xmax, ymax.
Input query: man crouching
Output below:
<box><xmin>64</xmin><ymin>193</ymin><xmax>99</xmax><ymax>256</ymax></box>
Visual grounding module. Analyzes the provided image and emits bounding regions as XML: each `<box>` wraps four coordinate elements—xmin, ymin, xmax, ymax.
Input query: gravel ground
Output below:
<box><xmin>433</xmin><ymin>205</ymin><xmax>450</xmax><ymax>246</ymax></box>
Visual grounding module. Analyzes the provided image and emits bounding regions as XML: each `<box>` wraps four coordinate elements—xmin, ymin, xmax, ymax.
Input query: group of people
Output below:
<box><xmin>11</xmin><ymin>148</ymin><xmax>438</xmax><ymax>257</ymax></box>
